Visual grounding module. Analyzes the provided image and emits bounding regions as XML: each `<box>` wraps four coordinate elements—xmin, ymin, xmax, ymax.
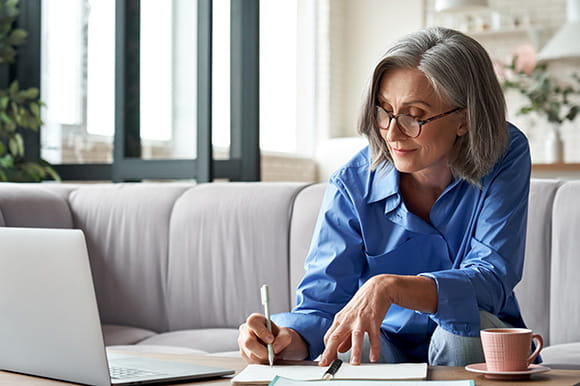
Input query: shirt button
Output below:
<box><xmin>465</xmin><ymin>325</ymin><xmax>471</xmax><ymax>332</ymax></box>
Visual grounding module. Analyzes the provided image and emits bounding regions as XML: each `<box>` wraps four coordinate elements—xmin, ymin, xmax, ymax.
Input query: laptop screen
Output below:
<box><xmin>0</xmin><ymin>227</ymin><xmax>234</xmax><ymax>385</ymax></box>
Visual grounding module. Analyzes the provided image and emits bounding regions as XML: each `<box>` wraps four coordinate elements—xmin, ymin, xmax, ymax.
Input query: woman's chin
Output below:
<box><xmin>392</xmin><ymin>159</ymin><xmax>417</xmax><ymax>174</ymax></box>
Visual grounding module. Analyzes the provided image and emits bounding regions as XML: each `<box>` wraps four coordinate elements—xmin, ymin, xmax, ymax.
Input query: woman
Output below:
<box><xmin>238</xmin><ymin>26</ymin><xmax>531</xmax><ymax>367</ymax></box>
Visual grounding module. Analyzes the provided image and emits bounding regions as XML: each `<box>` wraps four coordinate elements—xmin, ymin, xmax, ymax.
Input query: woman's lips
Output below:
<box><xmin>391</xmin><ymin>147</ymin><xmax>416</xmax><ymax>156</ymax></box>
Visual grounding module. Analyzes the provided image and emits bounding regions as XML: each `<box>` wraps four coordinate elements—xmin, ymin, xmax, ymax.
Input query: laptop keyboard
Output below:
<box><xmin>109</xmin><ymin>366</ymin><xmax>167</xmax><ymax>380</ymax></box>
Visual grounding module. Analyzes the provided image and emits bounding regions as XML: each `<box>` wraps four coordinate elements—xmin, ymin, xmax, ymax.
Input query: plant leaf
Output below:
<box><xmin>0</xmin><ymin>154</ymin><xmax>14</xmax><ymax>168</ymax></box>
<box><xmin>21</xmin><ymin>162</ymin><xmax>46</xmax><ymax>181</ymax></box>
<box><xmin>566</xmin><ymin>105</ymin><xmax>579</xmax><ymax>121</ymax></box>
<box><xmin>18</xmin><ymin>87</ymin><xmax>39</xmax><ymax>100</ymax></box>
<box><xmin>40</xmin><ymin>160</ymin><xmax>61</xmax><ymax>181</ymax></box>
<box><xmin>8</xmin><ymin>80</ymin><xmax>19</xmax><ymax>95</ymax></box>
<box><xmin>7</xmin><ymin>28</ymin><xmax>27</xmax><ymax>46</ymax></box>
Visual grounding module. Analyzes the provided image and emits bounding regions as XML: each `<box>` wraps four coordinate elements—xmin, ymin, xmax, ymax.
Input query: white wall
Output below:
<box><xmin>330</xmin><ymin>0</ymin><xmax>424</xmax><ymax>138</ymax></box>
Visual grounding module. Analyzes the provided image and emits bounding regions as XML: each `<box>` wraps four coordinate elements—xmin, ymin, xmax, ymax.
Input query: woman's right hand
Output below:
<box><xmin>238</xmin><ymin>313</ymin><xmax>309</xmax><ymax>363</ymax></box>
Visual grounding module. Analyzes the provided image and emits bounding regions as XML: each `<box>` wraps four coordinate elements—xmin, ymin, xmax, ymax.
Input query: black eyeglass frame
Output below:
<box><xmin>375</xmin><ymin>106</ymin><xmax>464</xmax><ymax>138</ymax></box>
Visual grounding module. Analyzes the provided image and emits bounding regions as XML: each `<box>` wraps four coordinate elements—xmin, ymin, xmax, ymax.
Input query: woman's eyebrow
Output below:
<box><xmin>377</xmin><ymin>98</ymin><xmax>432</xmax><ymax>108</ymax></box>
<box><xmin>402</xmin><ymin>100</ymin><xmax>432</xmax><ymax>108</ymax></box>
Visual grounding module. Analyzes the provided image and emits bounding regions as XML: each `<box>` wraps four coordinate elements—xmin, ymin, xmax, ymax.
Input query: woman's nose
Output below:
<box><xmin>384</xmin><ymin>118</ymin><xmax>406</xmax><ymax>141</ymax></box>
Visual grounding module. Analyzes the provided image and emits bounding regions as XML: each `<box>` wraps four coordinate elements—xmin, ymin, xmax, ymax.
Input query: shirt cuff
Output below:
<box><xmin>271</xmin><ymin>311</ymin><xmax>333</xmax><ymax>360</ymax></box>
<box><xmin>418</xmin><ymin>271</ymin><xmax>481</xmax><ymax>337</ymax></box>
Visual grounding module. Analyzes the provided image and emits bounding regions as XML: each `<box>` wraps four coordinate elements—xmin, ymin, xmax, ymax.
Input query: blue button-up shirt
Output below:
<box><xmin>272</xmin><ymin>123</ymin><xmax>531</xmax><ymax>361</ymax></box>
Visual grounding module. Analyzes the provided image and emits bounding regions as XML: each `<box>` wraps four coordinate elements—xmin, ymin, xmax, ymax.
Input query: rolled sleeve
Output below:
<box><xmin>271</xmin><ymin>312</ymin><xmax>333</xmax><ymax>360</ymax></box>
<box><xmin>419</xmin><ymin>271</ymin><xmax>481</xmax><ymax>336</ymax></box>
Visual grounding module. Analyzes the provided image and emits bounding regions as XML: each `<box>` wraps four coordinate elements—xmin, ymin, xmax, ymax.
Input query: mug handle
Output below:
<box><xmin>527</xmin><ymin>333</ymin><xmax>543</xmax><ymax>366</ymax></box>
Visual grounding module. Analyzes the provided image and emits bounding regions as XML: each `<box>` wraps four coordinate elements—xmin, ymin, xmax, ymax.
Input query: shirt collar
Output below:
<box><xmin>366</xmin><ymin>162</ymin><xmax>464</xmax><ymax>216</ymax></box>
<box><xmin>367</xmin><ymin>161</ymin><xmax>400</xmax><ymax>208</ymax></box>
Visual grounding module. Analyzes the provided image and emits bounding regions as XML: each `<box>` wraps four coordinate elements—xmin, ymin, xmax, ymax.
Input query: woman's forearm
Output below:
<box><xmin>383</xmin><ymin>274</ymin><xmax>438</xmax><ymax>314</ymax></box>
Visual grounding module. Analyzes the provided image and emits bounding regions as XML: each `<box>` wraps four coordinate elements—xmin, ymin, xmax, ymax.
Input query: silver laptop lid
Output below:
<box><xmin>0</xmin><ymin>227</ymin><xmax>111</xmax><ymax>386</ymax></box>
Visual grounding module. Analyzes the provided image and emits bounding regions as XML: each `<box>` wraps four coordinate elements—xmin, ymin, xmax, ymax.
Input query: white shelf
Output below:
<box><xmin>468</xmin><ymin>26</ymin><xmax>546</xmax><ymax>38</ymax></box>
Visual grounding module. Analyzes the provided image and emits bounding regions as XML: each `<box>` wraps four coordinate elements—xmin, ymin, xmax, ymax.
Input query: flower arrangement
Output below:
<box><xmin>497</xmin><ymin>44</ymin><xmax>580</xmax><ymax>125</ymax></box>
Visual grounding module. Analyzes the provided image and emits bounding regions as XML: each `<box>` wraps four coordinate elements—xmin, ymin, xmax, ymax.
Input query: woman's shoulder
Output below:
<box><xmin>503</xmin><ymin>122</ymin><xmax>531</xmax><ymax>163</ymax></box>
<box><xmin>330</xmin><ymin>146</ymin><xmax>373</xmax><ymax>184</ymax></box>
<box><xmin>480</xmin><ymin>122</ymin><xmax>531</xmax><ymax>187</ymax></box>
<box><xmin>507</xmin><ymin>122</ymin><xmax>529</xmax><ymax>148</ymax></box>
<box><xmin>328</xmin><ymin>146</ymin><xmax>396</xmax><ymax>203</ymax></box>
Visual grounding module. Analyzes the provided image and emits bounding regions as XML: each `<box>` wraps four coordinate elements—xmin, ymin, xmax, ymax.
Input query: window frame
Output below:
<box><xmin>16</xmin><ymin>0</ymin><xmax>260</xmax><ymax>182</ymax></box>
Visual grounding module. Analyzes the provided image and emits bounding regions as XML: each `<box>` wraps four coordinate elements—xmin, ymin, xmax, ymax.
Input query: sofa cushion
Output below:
<box><xmin>137</xmin><ymin>328</ymin><xmax>240</xmax><ymax>354</ymax></box>
<box><xmin>541</xmin><ymin>342</ymin><xmax>580</xmax><ymax>367</ymax></box>
<box><xmin>166</xmin><ymin>182</ymin><xmax>308</xmax><ymax>331</ymax></box>
<box><xmin>0</xmin><ymin>183</ymin><xmax>74</xmax><ymax>228</ymax></box>
<box><xmin>514</xmin><ymin>179</ymin><xmax>561</xmax><ymax>345</ymax></box>
<box><xmin>102</xmin><ymin>324</ymin><xmax>157</xmax><ymax>346</ymax></box>
<box><xmin>550</xmin><ymin>181</ymin><xmax>580</xmax><ymax>346</ymax></box>
<box><xmin>68</xmin><ymin>183</ymin><xmax>192</xmax><ymax>333</ymax></box>
<box><xmin>289</xmin><ymin>183</ymin><xmax>326</xmax><ymax>307</ymax></box>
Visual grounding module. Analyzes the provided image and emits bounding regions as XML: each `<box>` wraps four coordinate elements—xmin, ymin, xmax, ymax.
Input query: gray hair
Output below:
<box><xmin>358</xmin><ymin>26</ymin><xmax>507</xmax><ymax>186</ymax></box>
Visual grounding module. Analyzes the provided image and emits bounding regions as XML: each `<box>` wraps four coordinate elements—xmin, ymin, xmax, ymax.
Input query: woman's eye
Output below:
<box><xmin>409</xmin><ymin>111</ymin><xmax>425</xmax><ymax>119</ymax></box>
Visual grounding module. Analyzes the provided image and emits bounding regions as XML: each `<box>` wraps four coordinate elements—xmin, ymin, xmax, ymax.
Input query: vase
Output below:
<box><xmin>545</xmin><ymin>124</ymin><xmax>564</xmax><ymax>163</ymax></box>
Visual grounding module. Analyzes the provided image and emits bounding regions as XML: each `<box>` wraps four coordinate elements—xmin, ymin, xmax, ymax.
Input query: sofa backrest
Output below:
<box><xmin>165</xmin><ymin>182</ymin><xmax>307</xmax><ymax>331</ymax></box>
<box><xmin>515</xmin><ymin>179</ymin><xmax>561</xmax><ymax>346</ymax></box>
<box><xmin>67</xmin><ymin>183</ymin><xmax>192</xmax><ymax>333</ymax></box>
<box><xmin>0</xmin><ymin>182</ymin><xmax>309</xmax><ymax>334</ymax></box>
<box><xmin>0</xmin><ymin>178</ymin><xmax>576</xmax><ymax>347</ymax></box>
<box><xmin>549</xmin><ymin>181</ymin><xmax>580</xmax><ymax>345</ymax></box>
<box><xmin>0</xmin><ymin>183</ymin><xmax>74</xmax><ymax>228</ymax></box>
<box><xmin>289</xmin><ymin>183</ymin><xmax>326</xmax><ymax>307</ymax></box>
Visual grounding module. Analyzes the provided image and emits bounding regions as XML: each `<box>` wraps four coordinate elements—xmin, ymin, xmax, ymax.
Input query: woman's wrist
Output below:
<box><xmin>378</xmin><ymin>274</ymin><xmax>437</xmax><ymax>314</ymax></box>
<box><xmin>284</xmin><ymin>328</ymin><xmax>309</xmax><ymax>360</ymax></box>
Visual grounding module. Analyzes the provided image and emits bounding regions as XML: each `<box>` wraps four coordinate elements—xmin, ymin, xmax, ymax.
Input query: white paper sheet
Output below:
<box><xmin>231</xmin><ymin>363</ymin><xmax>428</xmax><ymax>384</ymax></box>
<box><xmin>269</xmin><ymin>376</ymin><xmax>474</xmax><ymax>386</ymax></box>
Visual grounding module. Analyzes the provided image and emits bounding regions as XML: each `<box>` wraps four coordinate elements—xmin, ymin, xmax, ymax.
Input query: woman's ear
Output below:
<box><xmin>456</xmin><ymin>112</ymin><xmax>468</xmax><ymax>137</ymax></box>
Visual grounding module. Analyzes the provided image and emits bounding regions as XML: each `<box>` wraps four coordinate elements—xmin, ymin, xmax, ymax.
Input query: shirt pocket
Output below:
<box><xmin>364</xmin><ymin>234</ymin><xmax>451</xmax><ymax>278</ymax></box>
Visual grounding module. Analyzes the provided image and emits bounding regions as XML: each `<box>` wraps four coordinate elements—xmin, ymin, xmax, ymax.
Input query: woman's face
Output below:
<box><xmin>377</xmin><ymin>67</ymin><xmax>467</xmax><ymax>180</ymax></box>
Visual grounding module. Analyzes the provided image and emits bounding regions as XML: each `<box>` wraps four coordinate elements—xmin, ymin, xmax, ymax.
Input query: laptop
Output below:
<box><xmin>0</xmin><ymin>227</ymin><xmax>235</xmax><ymax>385</ymax></box>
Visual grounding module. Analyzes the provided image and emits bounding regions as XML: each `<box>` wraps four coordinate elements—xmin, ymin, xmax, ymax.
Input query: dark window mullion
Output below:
<box><xmin>114</xmin><ymin>0</ymin><xmax>141</xmax><ymax>182</ymax></box>
<box><xmin>15</xmin><ymin>0</ymin><xmax>42</xmax><ymax>163</ymax></box>
<box><xmin>230</xmin><ymin>0</ymin><xmax>260</xmax><ymax>181</ymax></box>
<box><xmin>196</xmin><ymin>0</ymin><xmax>213</xmax><ymax>182</ymax></box>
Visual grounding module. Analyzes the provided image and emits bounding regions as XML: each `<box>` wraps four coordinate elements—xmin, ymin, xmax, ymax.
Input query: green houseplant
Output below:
<box><xmin>499</xmin><ymin>44</ymin><xmax>580</xmax><ymax>162</ymax></box>
<box><xmin>0</xmin><ymin>0</ymin><xmax>59</xmax><ymax>181</ymax></box>
<box><xmin>502</xmin><ymin>62</ymin><xmax>580</xmax><ymax>125</ymax></box>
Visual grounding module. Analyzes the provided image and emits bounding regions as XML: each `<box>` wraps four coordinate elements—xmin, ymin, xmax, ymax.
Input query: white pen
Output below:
<box><xmin>260</xmin><ymin>284</ymin><xmax>275</xmax><ymax>367</ymax></box>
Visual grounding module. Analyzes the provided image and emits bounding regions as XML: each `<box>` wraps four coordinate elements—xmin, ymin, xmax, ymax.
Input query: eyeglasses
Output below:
<box><xmin>375</xmin><ymin>105</ymin><xmax>463</xmax><ymax>138</ymax></box>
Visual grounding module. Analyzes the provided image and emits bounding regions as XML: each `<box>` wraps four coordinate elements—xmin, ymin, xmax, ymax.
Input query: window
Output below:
<box><xmin>35</xmin><ymin>0</ymin><xmax>261</xmax><ymax>182</ymax></box>
<box><xmin>41</xmin><ymin>0</ymin><xmax>197</xmax><ymax>164</ymax></box>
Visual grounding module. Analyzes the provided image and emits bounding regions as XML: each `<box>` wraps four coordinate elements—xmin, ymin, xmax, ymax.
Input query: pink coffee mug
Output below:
<box><xmin>480</xmin><ymin>328</ymin><xmax>543</xmax><ymax>372</ymax></box>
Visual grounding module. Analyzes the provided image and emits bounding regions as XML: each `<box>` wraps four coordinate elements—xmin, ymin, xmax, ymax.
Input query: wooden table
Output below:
<box><xmin>0</xmin><ymin>353</ymin><xmax>578</xmax><ymax>385</ymax></box>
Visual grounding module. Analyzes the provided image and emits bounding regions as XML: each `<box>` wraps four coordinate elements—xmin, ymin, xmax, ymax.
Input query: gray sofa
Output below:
<box><xmin>0</xmin><ymin>180</ymin><xmax>578</xmax><ymax>366</ymax></box>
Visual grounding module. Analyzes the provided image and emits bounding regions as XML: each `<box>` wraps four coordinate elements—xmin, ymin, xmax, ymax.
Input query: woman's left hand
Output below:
<box><xmin>319</xmin><ymin>274</ymin><xmax>395</xmax><ymax>366</ymax></box>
